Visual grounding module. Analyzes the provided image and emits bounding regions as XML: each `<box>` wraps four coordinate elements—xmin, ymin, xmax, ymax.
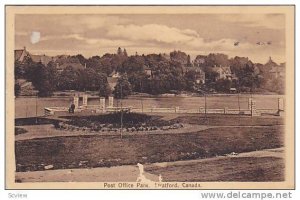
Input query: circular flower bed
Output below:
<box><xmin>57</xmin><ymin>113</ymin><xmax>183</xmax><ymax>132</ymax></box>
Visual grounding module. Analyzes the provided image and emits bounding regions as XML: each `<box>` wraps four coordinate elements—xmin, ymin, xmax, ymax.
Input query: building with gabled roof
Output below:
<box><xmin>15</xmin><ymin>46</ymin><xmax>54</xmax><ymax>65</ymax></box>
<box><xmin>212</xmin><ymin>65</ymin><xmax>234</xmax><ymax>80</ymax></box>
<box><xmin>143</xmin><ymin>65</ymin><xmax>152</xmax><ymax>77</ymax></box>
<box><xmin>55</xmin><ymin>62</ymin><xmax>84</xmax><ymax>71</ymax></box>
<box><xmin>265</xmin><ymin>57</ymin><xmax>285</xmax><ymax>79</ymax></box>
<box><xmin>182</xmin><ymin>66</ymin><xmax>206</xmax><ymax>84</ymax></box>
<box><xmin>30</xmin><ymin>54</ymin><xmax>54</xmax><ymax>66</ymax></box>
<box><xmin>109</xmin><ymin>70</ymin><xmax>121</xmax><ymax>78</ymax></box>
<box><xmin>269</xmin><ymin>63</ymin><xmax>285</xmax><ymax>79</ymax></box>
<box><xmin>15</xmin><ymin>47</ymin><xmax>30</xmax><ymax>62</ymax></box>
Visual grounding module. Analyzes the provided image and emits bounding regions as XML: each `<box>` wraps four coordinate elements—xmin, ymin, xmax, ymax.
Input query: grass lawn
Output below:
<box><xmin>172</xmin><ymin>114</ymin><xmax>284</xmax><ymax>126</ymax></box>
<box><xmin>145</xmin><ymin>156</ymin><xmax>284</xmax><ymax>182</ymax></box>
<box><xmin>15</xmin><ymin>125</ymin><xmax>283</xmax><ymax>172</ymax></box>
<box><xmin>15</xmin><ymin>127</ymin><xmax>28</xmax><ymax>135</ymax></box>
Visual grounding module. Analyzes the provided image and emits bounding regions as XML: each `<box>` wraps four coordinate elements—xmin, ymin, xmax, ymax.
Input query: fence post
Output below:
<box><xmin>248</xmin><ymin>98</ymin><xmax>252</xmax><ymax>110</ymax></box>
<box><xmin>278</xmin><ymin>98</ymin><xmax>284</xmax><ymax>116</ymax></box>
<box><xmin>278</xmin><ymin>98</ymin><xmax>284</xmax><ymax>111</ymax></box>
<box><xmin>224</xmin><ymin>107</ymin><xmax>228</xmax><ymax>114</ymax></box>
<box><xmin>100</xmin><ymin>97</ymin><xmax>106</xmax><ymax>112</ymax></box>
<box><xmin>199</xmin><ymin>107</ymin><xmax>204</xmax><ymax>113</ymax></box>
<box><xmin>251</xmin><ymin>100</ymin><xmax>260</xmax><ymax>116</ymax></box>
<box><xmin>108</xmin><ymin>96</ymin><xmax>114</xmax><ymax>107</ymax></box>
<box><xmin>73</xmin><ymin>96</ymin><xmax>79</xmax><ymax>109</ymax></box>
<box><xmin>83</xmin><ymin>94</ymin><xmax>88</xmax><ymax>107</ymax></box>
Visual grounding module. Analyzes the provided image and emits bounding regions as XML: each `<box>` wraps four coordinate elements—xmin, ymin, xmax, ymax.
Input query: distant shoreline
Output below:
<box><xmin>16</xmin><ymin>91</ymin><xmax>283</xmax><ymax>99</ymax></box>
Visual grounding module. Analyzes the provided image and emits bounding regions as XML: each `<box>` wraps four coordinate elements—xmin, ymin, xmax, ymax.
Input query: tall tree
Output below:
<box><xmin>113</xmin><ymin>73</ymin><xmax>132</xmax><ymax>99</ymax></box>
<box><xmin>15</xmin><ymin>60</ymin><xmax>25</xmax><ymax>79</ymax></box>
<box><xmin>187</xmin><ymin>55</ymin><xmax>192</xmax><ymax>67</ymax></box>
<box><xmin>123</xmin><ymin>48</ymin><xmax>128</xmax><ymax>57</ymax></box>
<box><xmin>82</xmin><ymin>68</ymin><xmax>111</xmax><ymax>96</ymax></box>
<box><xmin>31</xmin><ymin>61</ymin><xmax>56</xmax><ymax>97</ymax></box>
<box><xmin>117</xmin><ymin>47</ymin><xmax>123</xmax><ymax>55</ymax></box>
<box><xmin>74</xmin><ymin>54</ymin><xmax>87</xmax><ymax>66</ymax></box>
<box><xmin>99</xmin><ymin>78</ymin><xmax>111</xmax><ymax>97</ymax></box>
<box><xmin>56</xmin><ymin>66</ymin><xmax>81</xmax><ymax>91</ymax></box>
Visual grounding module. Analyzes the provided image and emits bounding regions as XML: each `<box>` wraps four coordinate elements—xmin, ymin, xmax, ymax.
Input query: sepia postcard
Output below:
<box><xmin>5</xmin><ymin>5</ymin><xmax>295</xmax><ymax>189</ymax></box>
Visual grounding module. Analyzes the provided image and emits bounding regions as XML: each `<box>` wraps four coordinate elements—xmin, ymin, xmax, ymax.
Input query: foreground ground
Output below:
<box><xmin>15</xmin><ymin>148</ymin><xmax>284</xmax><ymax>182</ymax></box>
<box><xmin>14</xmin><ymin>114</ymin><xmax>285</xmax><ymax>182</ymax></box>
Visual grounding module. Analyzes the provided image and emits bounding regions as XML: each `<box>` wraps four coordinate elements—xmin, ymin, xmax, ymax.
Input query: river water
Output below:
<box><xmin>14</xmin><ymin>94</ymin><xmax>284</xmax><ymax>118</ymax></box>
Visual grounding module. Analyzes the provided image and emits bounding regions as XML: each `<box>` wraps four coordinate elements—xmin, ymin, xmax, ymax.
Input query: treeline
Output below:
<box><xmin>15</xmin><ymin>48</ymin><xmax>284</xmax><ymax>97</ymax></box>
<box><xmin>15</xmin><ymin>57</ymin><xmax>110</xmax><ymax>97</ymax></box>
<box><xmin>199</xmin><ymin>54</ymin><xmax>265</xmax><ymax>92</ymax></box>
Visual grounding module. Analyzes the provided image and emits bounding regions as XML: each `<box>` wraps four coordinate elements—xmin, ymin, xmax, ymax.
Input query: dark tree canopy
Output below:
<box><xmin>31</xmin><ymin>61</ymin><xmax>56</xmax><ymax>97</ymax></box>
<box><xmin>14</xmin><ymin>48</ymin><xmax>283</xmax><ymax>96</ymax></box>
<box><xmin>113</xmin><ymin>73</ymin><xmax>132</xmax><ymax>99</ymax></box>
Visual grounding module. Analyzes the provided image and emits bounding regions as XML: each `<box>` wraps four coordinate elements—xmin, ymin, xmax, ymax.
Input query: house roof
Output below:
<box><xmin>109</xmin><ymin>70</ymin><xmax>121</xmax><ymax>77</ymax></box>
<box><xmin>14</xmin><ymin>47</ymin><xmax>55</xmax><ymax>66</ymax></box>
<box><xmin>107</xmin><ymin>77</ymin><xmax>118</xmax><ymax>90</ymax></box>
<box><xmin>143</xmin><ymin>65</ymin><xmax>152</xmax><ymax>70</ymax></box>
<box><xmin>194</xmin><ymin>55</ymin><xmax>206</xmax><ymax>63</ymax></box>
<box><xmin>183</xmin><ymin>66</ymin><xmax>204</xmax><ymax>73</ymax></box>
<box><xmin>213</xmin><ymin>65</ymin><xmax>232</xmax><ymax>74</ymax></box>
<box><xmin>15</xmin><ymin>50</ymin><xmax>24</xmax><ymax>61</ymax></box>
<box><xmin>269</xmin><ymin>66</ymin><xmax>285</xmax><ymax>73</ymax></box>
<box><xmin>15</xmin><ymin>49</ymin><xmax>30</xmax><ymax>62</ymax></box>
<box><xmin>265</xmin><ymin>57</ymin><xmax>279</xmax><ymax>69</ymax></box>
<box><xmin>56</xmin><ymin>62</ymin><xmax>84</xmax><ymax>70</ymax></box>
<box><xmin>30</xmin><ymin>54</ymin><xmax>54</xmax><ymax>65</ymax></box>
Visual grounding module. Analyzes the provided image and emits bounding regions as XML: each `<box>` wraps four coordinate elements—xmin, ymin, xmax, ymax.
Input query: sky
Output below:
<box><xmin>15</xmin><ymin>14</ymin><xmax>286</xmax><ymax>64</ymax></box>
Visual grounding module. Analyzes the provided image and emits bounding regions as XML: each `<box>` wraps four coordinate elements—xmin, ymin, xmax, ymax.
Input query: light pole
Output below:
<box><xmin>199</xmin><ymin>84</ymin><xmax>207</xmax><ymax>119</ymax></box>
<box><xmin>35</xmin><ymin>94</ymin><xmax>38</xmax><ymax>124</ymax></box>
<box><xmin>277</xmin><ymin>97</ymin><xmax>280</xmax><ymax>113</ymax></box>
<box><xmin>198</xmin><ymin>86</ymin><xmax>207</xmax><ymax>120</ymax></box>
<box><xmin>120</xmin><ymin>84</ymin><xmax>123</xmax><ymax>139</ymax></box>
<box><xmin>25</xmin><ymin>99</ymin><xmax>28</xmax><ymax>118</ymax></box>
<box><xmin>250</xmin><ymin>84</ymin><xmax>253</xmax><ymax>117</ymax></box>
<box><xmin>237</xmin><ymin>80</ymin><xmax>240</xmax><ymax>114</ymax></box>
<box><xmin>204</xmin><ymin>92</ymin><xmax>207</xmax><ymax>118</ymax></box>
<box><xmin>238</xmin><ymin>92</ymin><xmax>240</xmax><ymax>113</ymax></box>
<box><xmin>140</xmin><ymin>79</ymin><xmax>144</xmax><ymax>113</ymax></box>
<box><xmin>201</xmin><ymin>88</ymin><xmax>208</xmax><ymax>124</ymax></box>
